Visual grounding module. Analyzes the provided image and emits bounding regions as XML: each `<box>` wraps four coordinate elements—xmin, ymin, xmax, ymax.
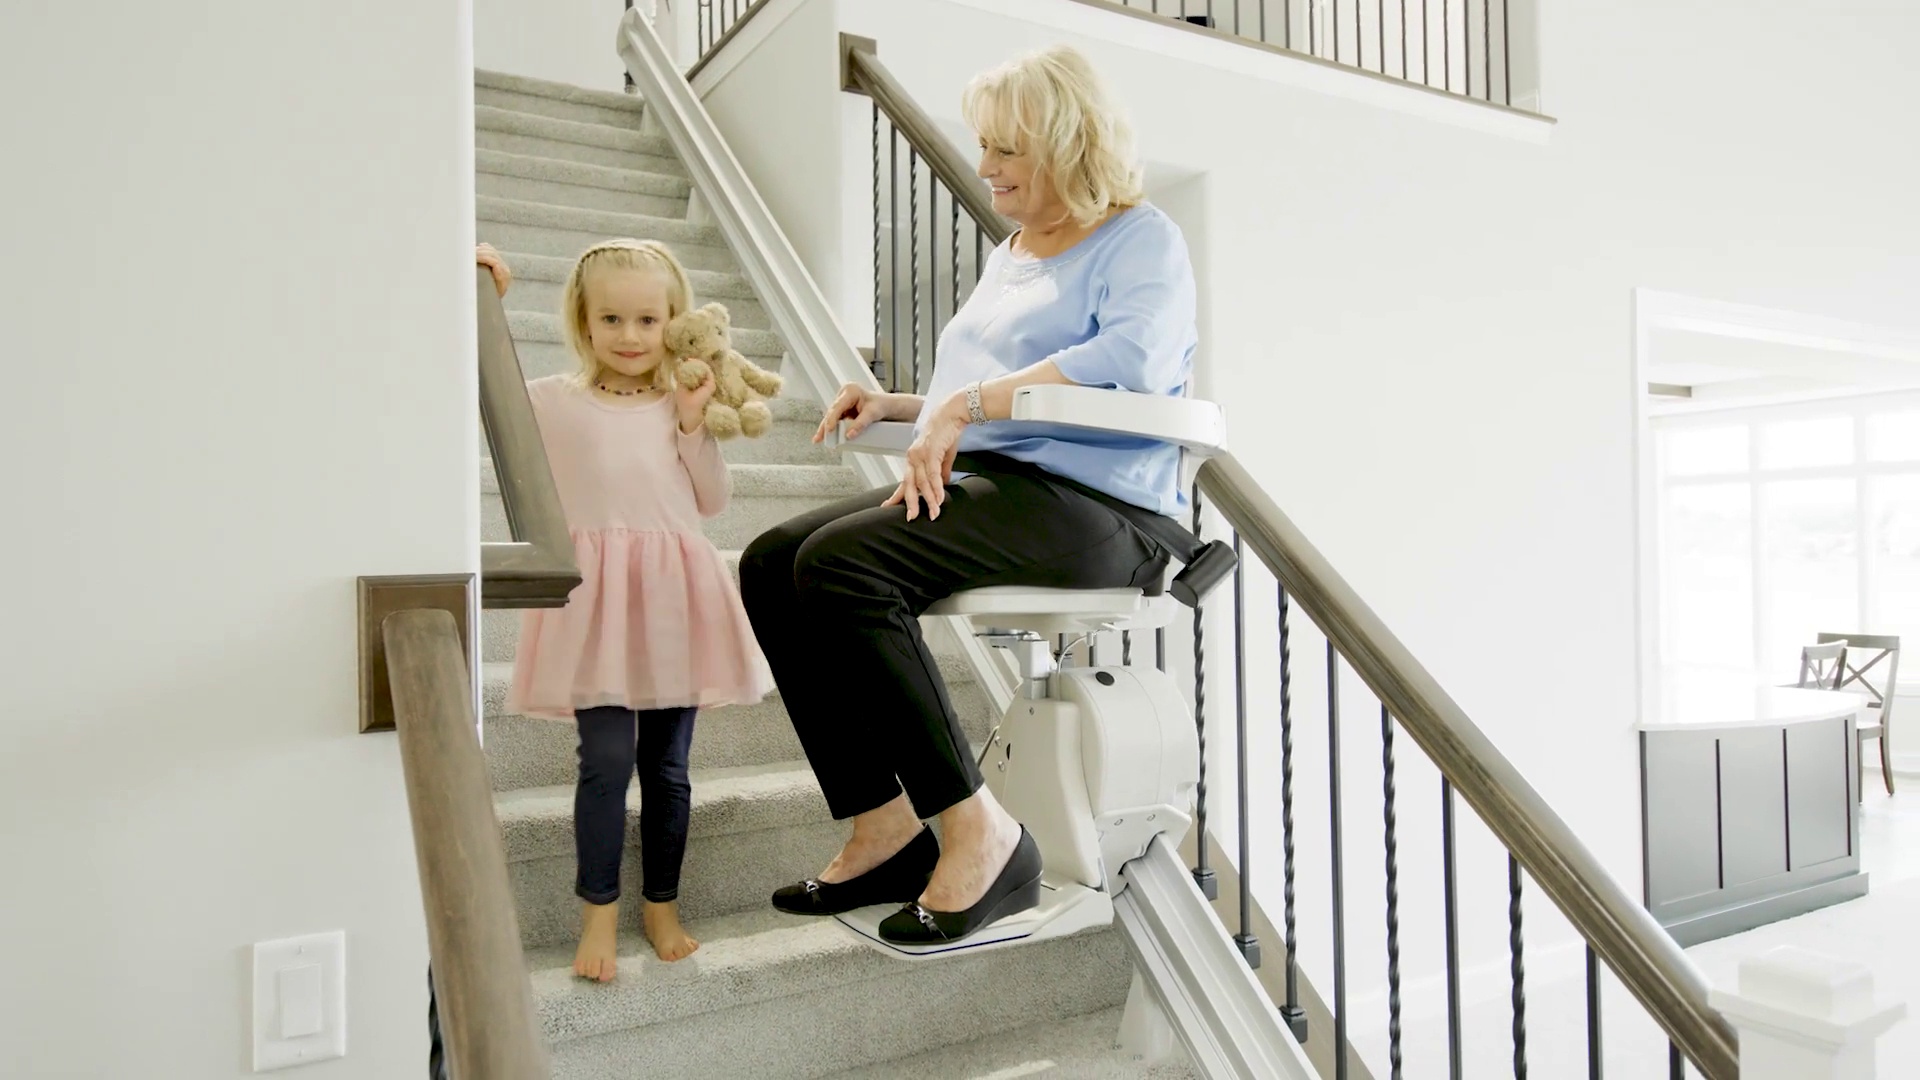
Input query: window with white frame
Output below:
<box><xmin>1653</xmin><ymin>392</ymin><xmax>1920</xmax><ymax>687</ymax></box>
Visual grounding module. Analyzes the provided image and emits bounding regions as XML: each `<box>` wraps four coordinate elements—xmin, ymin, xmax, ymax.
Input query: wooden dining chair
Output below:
<box><xmin>1814</xmin><ymin>632</ymin><xmax>1902</xmax><ymax>797</ymax></box>
<box><xmin>1796</xmin><ymin>640</ymin><xmax>1849</xmax><ymax>690</ymax></box>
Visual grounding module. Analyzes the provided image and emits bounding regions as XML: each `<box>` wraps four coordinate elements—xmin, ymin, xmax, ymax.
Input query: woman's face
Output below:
<box><xmin>977</xmin><ymin>138</ymin><xmax>1059</xmax><ymax>227</ymax></box>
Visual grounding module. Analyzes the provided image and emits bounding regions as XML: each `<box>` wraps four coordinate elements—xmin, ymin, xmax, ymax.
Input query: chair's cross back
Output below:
<box><xmin>1798</xmin><ymin>640</ymin><xmax>1849</xmax><ymax>691</ymax></box>
<box><xmin>1815</xmin><ymin>631</ymin><xmax>1902</xmax><ymax>714</ymax></box>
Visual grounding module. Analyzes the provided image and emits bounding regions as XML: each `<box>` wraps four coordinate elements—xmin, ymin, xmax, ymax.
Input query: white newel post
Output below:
<box><xmin>1707</xmin><ymin>946</ymin><xmax>1905</xmax><ymax>1080</ymax></box>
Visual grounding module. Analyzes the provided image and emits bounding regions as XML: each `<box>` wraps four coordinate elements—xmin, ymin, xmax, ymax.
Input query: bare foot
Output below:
<box><xmin>642</xmin><ymin>900</ymin><xmax>700</xmax><ymax>962</ymax></box>
<box><xmin>921</xmin><ymin>788</ymin><xmax>1022</xmax><ymax>911</ymax></box>
<box><xmin>573</xmin><ymin>901</ymin><xmax>619</xmax><ymax>982</ymax></box>
<box><xmin>817</xmin><ymin>793</ymin><xmax>924</xmax><ymax>884</ymax></box>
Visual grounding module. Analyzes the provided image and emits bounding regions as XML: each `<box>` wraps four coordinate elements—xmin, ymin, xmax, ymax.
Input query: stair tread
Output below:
<box><xmin>480</xmin><ymin>459</ymin><xmax>860</xmax><ymax>497</ymax></box>
<box><xmin>525</xmin><ymin>905</ymin><xmax>1123</xmax><ymax>1045</ymax></box>
<box><xmin>476</xmin><ymin>148</ymin><xmax>690</xmax><ymax>198</ymax></box>
<box><xmin>505</xmin><ymin>308</ymin><xmax>783</xmax><ymax>358</ymax></box>
<box><xmin>477</xmin><ymin>196</ymin><xmax>723</xmax><ymax>247</ymax></box>
<box><xmin>476</xmin><ymin>69</ymin><xmax>647</xmax><ymax>114</ymax></box>
<box><xmin>475</xmin><ymin>105</ymin><xmax>671</xmax><ymax>156</ymax></box>
<box><xmin>494</xmin><ymin>251</ymin><xmax>759</xmax><ymax>300</ymax></box>
<box><xmin>820</xmin><ymin>1006</ymin><xmax>1198</xmax><ymax>1080</ymax></box>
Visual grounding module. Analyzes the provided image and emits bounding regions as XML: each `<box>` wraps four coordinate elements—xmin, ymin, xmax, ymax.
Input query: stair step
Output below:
<box><xmin>502</xmin><ymin>338</ymin><xmax>791</xmax><ymax>383</ymax></box>
<box><xmin>477</xmin><ymin>151</ymin><xmax>688</xmax><ymax>219</ymax></box>
<box><xmin>476</xmin><ymin>106</ymin><xmax>679</xmax><ymax>166</ymax></box>
<box><xmin>505</xmin><ymin>309</ymin><xmax>783</xmax><ymax>362</ymax></box>
<box><xmin>476</xmin><ymin>69</ymin><xmax>648</xmax><ymax>129</ymax></box>
<box><xmin>526</xmin><ymin>907</ymin><xmax>1135</xmax><ymax>1079</ymax></box>
<box><xmin>481</xmin><ymin>463</ymin><xmax>867</xmax><ymax>552</ymax></box>
<box><xmin>477</xmin><ymin>197</ymin><xmax>734</xmax><ymax>272</ymax></box>
<box><xmin>503</xmin><ymin>265</ymin><xmax>771</xmax><ymax>332</ymax></box>
<box><xmin>821</xmin><ymin>1006</ymin><xmax>1199</xmax><ymax>1079</ymax></box>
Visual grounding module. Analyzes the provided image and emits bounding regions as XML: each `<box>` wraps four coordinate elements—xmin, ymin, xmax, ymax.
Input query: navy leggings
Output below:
<box><xmin>573</xmin><ymin>705</ymin><xmax>698</xmax><ymax>906</ymax></box>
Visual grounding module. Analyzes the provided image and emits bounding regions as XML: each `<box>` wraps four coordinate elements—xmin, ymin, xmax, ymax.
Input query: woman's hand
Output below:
<box><xmin>675</xmin><ymin>363</ymin><xmax>717</xmax><ymax>434</ymax></box>
<box><xmin>882</xmin><ymin>392</ymin><xmax>970</xmax><ymax>521</ymax></box>
<box><xmin>813</xmin><ymin>382</ymin><xmax>896</xmax><ymax>444</ymax></box>
<box><xmin>476</xmin><ymin>243</ymin><xmax>511</xmax><ymax>298</ymax></box>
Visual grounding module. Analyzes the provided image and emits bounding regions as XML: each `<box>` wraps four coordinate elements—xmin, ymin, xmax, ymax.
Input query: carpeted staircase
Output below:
<box><xmin>473</xmin><ymin>68</ymin><xmax>1195</xmax><ymax>1079</ymax></box>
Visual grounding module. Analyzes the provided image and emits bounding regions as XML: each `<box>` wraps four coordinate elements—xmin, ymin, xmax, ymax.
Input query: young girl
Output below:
<box><xmin>480</xmin><ymin>239</ymin><xmax>774</xmax><ymax>981</ymax></box>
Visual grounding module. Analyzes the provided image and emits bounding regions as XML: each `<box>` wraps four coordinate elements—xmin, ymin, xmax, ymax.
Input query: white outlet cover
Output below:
<box><xmin>252</xmin><ymin>931</ymin><xmax>346</xmax><ymax>1071</ymax></box>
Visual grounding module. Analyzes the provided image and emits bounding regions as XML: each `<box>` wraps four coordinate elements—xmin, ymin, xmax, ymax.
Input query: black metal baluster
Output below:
<box><xmin>1483</xmin><ymin>0</ymin><xmax>1491</xmax><ymax>100</ymax></box>
<box><xmin>1586</xmin><ymin>945</ymin><xmax>1603</xmax><ymax>1079</ymax></box>
<box><xmin>1328</xmin><ymin>643</ymin><xmax>1349</xmax><ymax>1080</ymax></box>
<box><xmin>1377</xmin><ymin>0</ymin><xmax>1386</xmax><ymax>74</ymax></box>
<box><xmin>1443</xmin><ymin>778</ymin><xmax>1463</xmax><ymax>1080</ymax></box>
<box><xmin>1333</xmin><ymin>0</ymin><xmax>1341</xmax><ymax>62</ymax></box>
<box><xmin>908</xmin><ymin>147</ymin><xmax>920</xmax><ymax>393</ymax></box>
<box><xmin>950</xmin><ymin>185</ymin><xmax>960</xmax><ymax>335</ymax></box>
<box><xmin>1510</xmin><ymin>853</ymin><xmax>1527</xmax><ymax>1079</ymax></box>
<box><xmin>1501</xmin><ymin>0</ymin><xmax>1511</xmax><ymax>104</ymax></box>
<box><xmin>1190</xmin><ymin>482</ymin><xmax>1217</xmax><ymax>898</ymax></box>
<box><xmin>1422</xmin><ymin>0</ymin><xmax>1431</xmax><ymax>86</ymax></box>
<box><xmin>1231</xmin><ymin>533</ymin><xmax>1259</xmax><ymax>966</ymax></box>
<box><xmin>1443</xmin><ymin>0</ymin><xmax>1452</xmax><ymax>94</ymax></box>
<box><xmin>1309</xmin><ymin>0</ymin><xmax>1317</xmax><ymax>57</ymax></box>
<box><xmin>1382</xmin><ymin>704</ymin><xmax>1403</xmax><ymax>1079</ymax></box>
<box><xmin>871</xmin><ymin>104</ymin><xmax>881</xmax><ymax>383</ymax></box>
<box><xmin>1277</xmin><ymin>583</ymin><xmax>1306</xmax><ymax>1040</ymax></box>
<box><xmin>1156</xmin><ymin>627</ymin><xmax>1166</xmax><ymax>672</ymax></box>
<box><xmin>889</xmin><ymin>129</ymin><xmax>900</xmax><ymax>392</ymax></box>
<box><xmin>623</xmin><ymin>0</ymin><xmax>635</xmax><ymax>92</ymax></box>
<box><xmin>1669</xmin><ymin>1043</ymin><xmax>1683</xmax><ymax>1079</ymax></box>
<box><xmin>1123</xmin><ymin>630</ymin><xmax>1133</xmax><ymax>667</ymax></box>
<box><xmin>929</xmin><ymin>184</ymin><xmax>939</xmax><ymax>374</ymax></box>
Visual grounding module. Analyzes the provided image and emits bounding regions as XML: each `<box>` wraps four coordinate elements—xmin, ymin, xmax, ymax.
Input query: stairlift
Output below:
<box><xmin>829</xmin><ymin>384</ymin><xmax>1232</xmax><ymax>959</ymax></box>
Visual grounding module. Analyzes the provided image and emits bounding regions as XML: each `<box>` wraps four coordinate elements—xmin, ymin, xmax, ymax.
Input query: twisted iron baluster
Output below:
<box><xmin>1278</xmin><ymin>582</ymin><xmax>1305</xmax><ymax>1040</ymax></box>
<box><xmin>1382</xmin><ymin>704</ymin><xmax>1403</xmax><ymax>1078</ymax></box>
<box><xmin>1510</xmin><ymin>853</ymin><xmax>1528</xmax><ymax>1079</ymax></box>
<box><xmin>1189</xmin><ymin>481</ymin><xmax>1215</xmax><ymax>897</ymax></box>
<box><xmin>908</xmin><ymin>147</ymin><xmax>920</xmax><ymax>392</ymax></box>
<box><xmin>870</xmin><ymin>104</ymin><xmax>881</xmax><ymax>383</ymax></box>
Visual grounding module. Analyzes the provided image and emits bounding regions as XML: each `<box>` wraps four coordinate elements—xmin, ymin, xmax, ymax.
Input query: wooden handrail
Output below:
<box><xmin>477</xmin><ymin>269</ymin><xmax>581</xmax><ymax>608</ymax></box>
<box><xmin>1197</xmin><ymin>453</ymin><xmax>1739</xmax><ymax>1080</ymax></box>
<box><xmin>384</xmin><ymin>608</ymin><xmax>551</xmax><ymax>1078</ymax></box>
<box><xmin>839</xmin><ymin>37</ymin><xmax>1014</xmax><ymax>247</ymax></box>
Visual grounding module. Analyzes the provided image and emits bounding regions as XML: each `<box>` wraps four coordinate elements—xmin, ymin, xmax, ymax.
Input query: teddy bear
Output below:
<box><xmin>664</xmin><ymin>301</ymin><xmax>783</xmax><ymax>439</ymax></box>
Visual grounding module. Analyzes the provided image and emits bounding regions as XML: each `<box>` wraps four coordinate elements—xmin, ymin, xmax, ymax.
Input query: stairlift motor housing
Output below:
<box><xmin>828</xmin><ymin>386</ymin><xmax>1225</xmax><ymax>959</ymax></box>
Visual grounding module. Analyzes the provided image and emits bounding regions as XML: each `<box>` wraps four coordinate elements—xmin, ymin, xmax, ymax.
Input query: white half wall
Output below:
<box><xmin>694</xmin><ymin>0</ymin><xmax>1920</xmax><ymax>1069</ymax></box>
<box><xmin>476</xmin><ymin>0</ymin><xmax>632</xmax><ymax>91</ymax></box>
<box><xmin>0</xmin><ymin>3</ymin><xmax>477</xmax><ymax>1076</ymax></box>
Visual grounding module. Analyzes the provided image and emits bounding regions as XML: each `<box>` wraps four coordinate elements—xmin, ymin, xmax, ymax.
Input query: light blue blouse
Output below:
<box><xmin>912</xmin><ymin>203</ymin><xmax>1198</xmax><ymax>516</ymax></box>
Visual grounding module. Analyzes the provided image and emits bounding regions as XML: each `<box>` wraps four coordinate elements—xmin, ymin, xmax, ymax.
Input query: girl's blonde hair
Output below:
<box><xmin>961</xmin><ymin>45</ymin><xmax>1145</xmax><ymax>228</ymax></box>
<box><xmin>559</xmin><ymin>238</ymin><xmax>695</xmax><ymax>388</ymax></box>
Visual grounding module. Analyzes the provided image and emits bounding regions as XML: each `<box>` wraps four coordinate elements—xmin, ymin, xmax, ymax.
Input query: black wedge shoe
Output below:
<box><xmin>771</xmin><ymin>827</ymin><xmax>940</xmax><ymax>916</ymax></box>
<box><xmin>877</xmin><ymin>826</ymin><xmax>1043</xmax><ymax>945</ymax></box>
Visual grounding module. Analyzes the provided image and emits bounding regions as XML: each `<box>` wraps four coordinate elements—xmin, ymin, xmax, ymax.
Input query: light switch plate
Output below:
<box><xmin>252</xmin><ymin>932</ymin><xmax>346</xmax><ymax>1071</ymax></box>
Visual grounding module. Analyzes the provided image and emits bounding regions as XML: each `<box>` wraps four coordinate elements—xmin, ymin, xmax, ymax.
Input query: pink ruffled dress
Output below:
<box><xmin>508</xmin><ymin>376</ymin><xmax>774</xmax><ymax>720</ymax></box>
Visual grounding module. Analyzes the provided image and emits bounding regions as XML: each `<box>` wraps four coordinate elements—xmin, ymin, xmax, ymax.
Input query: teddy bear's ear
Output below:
<box><xmin>701</xmin><ymin>302</ymin><xmax>732</xmax><ymax>326</ymax></box>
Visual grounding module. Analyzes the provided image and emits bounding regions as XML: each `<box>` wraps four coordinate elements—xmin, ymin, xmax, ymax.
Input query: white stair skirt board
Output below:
<box><xmin>832</xmin><ymin>883</ymin><xmax>1114</xmax><ymax>958</ymax></box>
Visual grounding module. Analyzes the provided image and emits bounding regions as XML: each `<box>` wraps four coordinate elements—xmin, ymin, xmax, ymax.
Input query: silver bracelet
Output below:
<box><xmin>964</xmin><ymin>381</ymin><xmax>987</xmax><ymax>424</ymax></box>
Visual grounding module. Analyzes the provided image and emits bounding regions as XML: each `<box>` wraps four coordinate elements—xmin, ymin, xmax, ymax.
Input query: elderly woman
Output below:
<box><xmin>739</xmin><ymin>44</ymin><xmax>1197</xmax><ymax>945</ymax></box>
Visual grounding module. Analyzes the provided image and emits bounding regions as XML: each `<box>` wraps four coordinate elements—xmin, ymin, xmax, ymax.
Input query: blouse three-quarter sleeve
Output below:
<box><xmin>1046</xmin><ymin>213</ymin><xmax>1197</xmax><ymax>394</ymax></box>
<box><xmin>676</xmin><ymin>427</ymin><xmax>731</xmax><ymax>518</ymax></box>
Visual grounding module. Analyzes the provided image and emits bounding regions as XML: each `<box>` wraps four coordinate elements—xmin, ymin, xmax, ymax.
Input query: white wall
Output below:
<box><xmin>476</xmin><ymin>0</ymin><xmax>631</xmax><ymax>90</ymax></box>
<box><xmin>0</xmin><ymin>3</ymin><xmax>477</xmax><ymax>1077</ymax></box>
<box><xmin>695</xmin><ymin>0</ymin><xmax>1920</xmax><ymax>1071</ymax></box>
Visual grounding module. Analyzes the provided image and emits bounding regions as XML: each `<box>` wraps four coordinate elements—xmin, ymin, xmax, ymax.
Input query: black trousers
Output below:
<box><xmin>574</xmin><ymin>705</ymin><xmax>698</xmax><ymax>905</ymax></box>
<box><xmin>738</xmin><ymin>465</ymin><xmax>1166</xmax><ymax>821</ymax></box>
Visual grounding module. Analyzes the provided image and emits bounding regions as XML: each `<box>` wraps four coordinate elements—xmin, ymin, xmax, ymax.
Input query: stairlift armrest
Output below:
<box><xmin>830</xmin><ymin>388</ymin><xmax>1227</xmax><ymax>458</ymax></box>
<box><xmin>1010</xmin><ymin>386</ymin><xmax>1227</xmax><ymax>456</ymax></box>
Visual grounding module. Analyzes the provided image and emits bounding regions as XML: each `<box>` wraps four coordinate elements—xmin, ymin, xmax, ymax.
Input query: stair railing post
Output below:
<box><xmin>1707</xmin><ymin>946</ymin><xmax>1904</xmax><ymax>1080</ymax></box>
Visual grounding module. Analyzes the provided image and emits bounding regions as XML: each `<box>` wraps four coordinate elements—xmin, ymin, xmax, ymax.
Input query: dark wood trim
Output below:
<box><xmin>358</xmin><ymin>574</ymin><xmax>475</xmax><ymax>734</ymax></box>
<box><xmin>1198</xmin><ymin>452</ymin><xmax>1737</xmax><ymax>1080</ymax></box>
<box><xmin>384</xmin><ymin>608</ymin><xmax>550</xmax><ymax>1077</ymax></box>
<box><xmin>477</xmin><ymin>269</ymin><xmax>581</xmax><ymax>609</ymax></box>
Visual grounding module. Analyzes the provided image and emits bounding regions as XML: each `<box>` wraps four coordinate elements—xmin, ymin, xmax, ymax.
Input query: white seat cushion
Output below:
<box><xmin>926</xmin><ymin>586</ymin><xmax>1179</xmax><ymax>635</ymax></box>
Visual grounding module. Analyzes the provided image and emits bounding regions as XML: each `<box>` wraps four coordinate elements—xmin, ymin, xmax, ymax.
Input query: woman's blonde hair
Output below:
<box><xmin>559</xmin><ymin>238</ymin><xmax>695</xmax><ymax>388</ymax></box>
<box><xmin>961</xmin><ymin>45</ymin><xmax>1145</xmax><ymax>228</ymax></box>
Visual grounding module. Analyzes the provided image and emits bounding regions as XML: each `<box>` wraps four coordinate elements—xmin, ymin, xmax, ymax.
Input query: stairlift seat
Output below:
<box><xmin>924</xmin><ymin>585</ymin><xmax>1179</xmax><ymax>636</ymax></box>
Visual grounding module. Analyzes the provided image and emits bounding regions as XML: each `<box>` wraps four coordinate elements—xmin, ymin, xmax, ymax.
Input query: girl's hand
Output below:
<box><xmin>476</xmin><ymin>243</ymin><xmax>511</xmax><ymax>298</ymax></box>
<box><xmin>813</xmin><ymin>382</ymin><xmax>893</xmax><ymax>444</ymax></box>
<box><xmin>675</xmin><ymin>365</ymin><xmax>717</xmax><ymax>434</ymax></box>
<box><xmin>882</xmin><ymin>392</ymin><xmax>969</xmax><ymax>521</ymax></box>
